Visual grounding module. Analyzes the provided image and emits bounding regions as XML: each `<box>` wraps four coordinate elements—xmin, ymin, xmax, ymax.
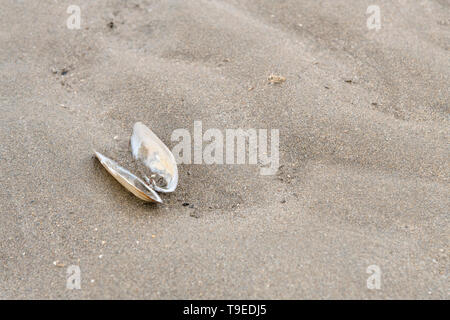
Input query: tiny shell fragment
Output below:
<box><xmin>268</xmin><ymin>74</ymin><xmax>286</xmax><ymax>84</ymax></box>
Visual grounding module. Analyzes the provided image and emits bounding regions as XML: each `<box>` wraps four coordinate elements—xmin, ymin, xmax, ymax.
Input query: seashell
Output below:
<box><xmin>94</xmin><ymin>151</ymin><xmax>162</xmax><ymax>203</ymax></box>
<box><xmin>130</xmin><ymin>122</ymin><xmax>178</xmax><ymax>193</ymax></box>
<box><xmin>94</xmin><ymin>122</ymin><xmax>178</xmax><ymax>203</ymax></box>
<box><xmin>268</xmin><ymin>74</ymin><xmax>286</xmax><ymax>84</ymax></box>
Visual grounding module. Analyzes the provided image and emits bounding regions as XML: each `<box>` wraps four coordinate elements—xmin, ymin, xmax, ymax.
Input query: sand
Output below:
<box><xmin>0</xmin><ymin>0</ymin><xmax>448</xmax><ymax>299</ymax></box>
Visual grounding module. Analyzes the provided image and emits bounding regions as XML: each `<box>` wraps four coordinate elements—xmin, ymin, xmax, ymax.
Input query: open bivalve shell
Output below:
<box><xmin>94</xmin><ymin>122</ymin><xmax>178</xmax><ymax>203</ymax></box>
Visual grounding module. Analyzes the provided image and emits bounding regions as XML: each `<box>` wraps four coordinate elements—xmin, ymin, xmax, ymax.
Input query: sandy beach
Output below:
<box><xmin>0</xmin><ymin>0</ymin><xmax>448</xmax><ymax>299</ymax></box>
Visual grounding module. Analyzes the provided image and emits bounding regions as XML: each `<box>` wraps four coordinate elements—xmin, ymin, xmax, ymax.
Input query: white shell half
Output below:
<box><xmin>130</xmin><ymin>122</ymin><xmax>178</xmax><ymax>193</ymax></box>
<box><xmin>94</xmin><ymin>151</ymin><xmax>162</xmax><ymax>203</ymax></box>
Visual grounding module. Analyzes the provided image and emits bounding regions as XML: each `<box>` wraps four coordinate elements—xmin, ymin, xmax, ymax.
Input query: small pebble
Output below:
<box><xmin>190</xmin><ymin>211</ymin><xmax>201</xmax><ymax>219</ymax></box>
<box><xmin>53</xmin><ymin>261</ymin><xmax>65</xmax><ymax>267</ymax></box>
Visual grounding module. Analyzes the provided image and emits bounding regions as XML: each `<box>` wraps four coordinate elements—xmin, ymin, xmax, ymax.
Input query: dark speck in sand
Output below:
<box><xmin>190</xmin><ymin>211</ymin><xmax>201</xmax><ymax>218</ymax></box>
<box><xmin>182</xmin><ymin>202</ymin><xmax>190</xmax><ymax>207</ymax></box>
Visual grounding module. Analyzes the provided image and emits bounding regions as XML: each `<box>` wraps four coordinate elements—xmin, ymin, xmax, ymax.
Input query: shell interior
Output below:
<box><xmin>94</xmin><ymin>151</ymin><xmax>162</xmax><ymax>203</ymax></box>
<box><xmin>130</xmin><ymin>122</ymin><xmax>178</xmax><ymax>193</ymax></box>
